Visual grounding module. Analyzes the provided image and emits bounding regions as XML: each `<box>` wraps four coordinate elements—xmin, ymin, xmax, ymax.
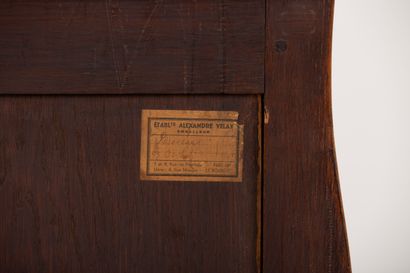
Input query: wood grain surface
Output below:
<box><xmin>264</xmin><ymin>0</ymin><xmax>351</xmax><ymax>273</ymax></box>
<box><xmin>0</xmin><ymin>0</ymin><xmax>352</xmax><ymax>272</ymax></box>
<box><xmin>0</xmin><ymin>95</ymin><xmax>260</xmax><ymax>272</ymax></box>
<box><xmin>0</xmin><ymin>0</ymin><xmax>264</xmax><ymax>94</ymax></box>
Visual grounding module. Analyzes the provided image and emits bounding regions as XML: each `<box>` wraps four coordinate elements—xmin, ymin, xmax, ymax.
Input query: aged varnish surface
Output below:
<box><xmin>0</xmin><ymin>95</ymin><xmax>260</xmax><ymax>272</ymax></box>
<box><xmin>0</xmin><ymin>1</ymin><xmax>264</xmax><ymax>94</ymax></box>
<box><xmin>264</xmin><ymin>1</ymin><xmax>351</xmax><ymax>273</ymax></box>
<box><xmin>0</xmin><ymin>0</ymin><xmax>351</xmax><ymax>273</ymax></box>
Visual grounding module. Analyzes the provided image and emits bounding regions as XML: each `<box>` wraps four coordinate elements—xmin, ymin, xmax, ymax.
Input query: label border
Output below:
<box><xmin>146</xmin><ymin>117</ymin><xmax>240</xmax><ymax>178</ymax></box>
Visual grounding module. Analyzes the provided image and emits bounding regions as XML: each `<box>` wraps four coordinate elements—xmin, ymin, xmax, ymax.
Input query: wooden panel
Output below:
<box><xmin>0</xmin><ymin>0</ymin><xmax>264</xmax><ymax>95</ymax></box>
<box><xmin>263</xmin><ymin>1</ymin><xmax>351</xmax><ymax>273</ymax></box>
<box><xmin>0</xmin><ymin>95</ymin><xmax>260</xmax><ymax>273</ymax></box>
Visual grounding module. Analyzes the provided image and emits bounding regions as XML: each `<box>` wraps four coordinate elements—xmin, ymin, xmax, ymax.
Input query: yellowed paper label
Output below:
<box><xmin>140</xmin><ymin>109</ymin><xmax>244</xmax><ymax>182</ymax></box>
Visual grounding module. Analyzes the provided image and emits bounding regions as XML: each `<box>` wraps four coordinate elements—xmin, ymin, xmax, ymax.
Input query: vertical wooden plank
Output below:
<box><xmin>263</xmin><ymin>0</ymin><xmax>351</xmax><ymax>272</ymax></box>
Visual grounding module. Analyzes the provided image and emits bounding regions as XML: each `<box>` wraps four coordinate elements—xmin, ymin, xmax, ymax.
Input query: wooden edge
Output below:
<box><xmin>263</xmin><ymin>0</ymin><xmax>352</xmax><ymax>272</ymax></box>
<box><xmin>256</xmin><ymin>95</ymin><xmax>263</xmax><ymax>273</ymax></box>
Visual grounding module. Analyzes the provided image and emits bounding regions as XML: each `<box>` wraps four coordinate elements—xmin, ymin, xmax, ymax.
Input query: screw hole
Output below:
<box><xmin>275</xmin><ymin>40</ymin><xmax>288</xmax><ymax>53</ymax></box>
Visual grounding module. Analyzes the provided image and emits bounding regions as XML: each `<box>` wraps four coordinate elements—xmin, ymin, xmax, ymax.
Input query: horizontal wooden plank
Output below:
<box><xmin>0</xmin><ymin>0</ymin><xmax>264</xmax><ymax>94</ymax></box>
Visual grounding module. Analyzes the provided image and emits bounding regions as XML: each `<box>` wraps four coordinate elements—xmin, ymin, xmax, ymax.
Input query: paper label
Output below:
<box><xmin>140</xmin><ymin>109</ymin><xmax>243</xmax><ymax>182</ymax></box>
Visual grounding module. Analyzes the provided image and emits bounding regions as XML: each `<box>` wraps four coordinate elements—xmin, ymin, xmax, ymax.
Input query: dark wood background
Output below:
<box><xmin>0</xmin><ymin>0</ymin><xmax>351</xmax><ymax>272</ymax></box>
<box><xmin>0</xmin><ymin>95</ymin><xmax>260</xmax><ymax>272</ymax></box>
<box><xmin>0</xmin><ymin>0</ymin><xmax>264</xmax><ymax>94</ymax></box>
